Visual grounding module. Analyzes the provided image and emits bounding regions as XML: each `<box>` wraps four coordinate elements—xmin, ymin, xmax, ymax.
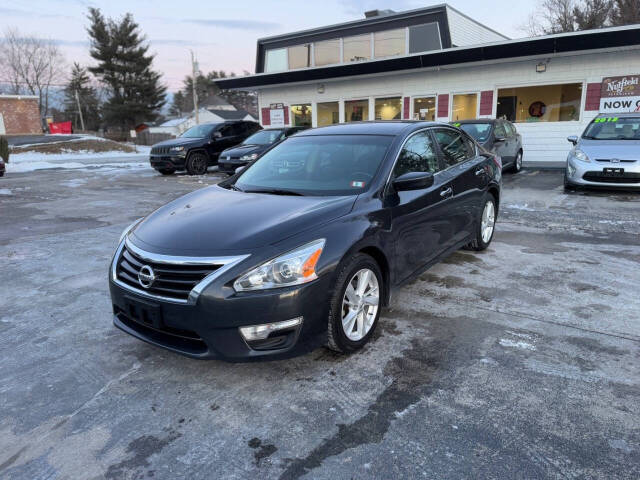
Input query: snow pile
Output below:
<box><xmin>7</xmin><ymin>160</ymin><xmax>151</xmax><ymax>174</ymax></box>
<box><xmin>0</xmin><ymin>188</ymin><xmax>12</xmax><ymax>195</ymax></box>
<box><xmin>9</xmin><ymin>146</ymin><xmax>150</xmax><ymax>163</ymax></box>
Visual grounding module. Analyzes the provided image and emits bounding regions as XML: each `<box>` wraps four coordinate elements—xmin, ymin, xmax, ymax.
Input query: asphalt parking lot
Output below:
<box><xmin>1</xmin><ymin>165</ymin><xmax>639</xmax><ymax>479</ymax></box>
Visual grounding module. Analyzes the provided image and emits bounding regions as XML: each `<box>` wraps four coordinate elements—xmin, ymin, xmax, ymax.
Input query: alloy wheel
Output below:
<box><xmin>341</xmin><ymin>268</ymin><xmax>379</xmax><ymax>341</ymax></box>
<box><xmin>481</xmin><ymin>200</ymin><xmax>496</xmax><ymax>243</ymax></box>
<box><xmin>515</xmin><ymin>152</ymin><xmax>522</xmax><ymax>171</ymax></box>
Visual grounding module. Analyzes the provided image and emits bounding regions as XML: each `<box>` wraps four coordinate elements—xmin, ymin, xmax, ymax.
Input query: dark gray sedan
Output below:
<box><xmin>452</xmin><ymin>119</ymin><xmax>523</xmax><ymax>173</ymax></box>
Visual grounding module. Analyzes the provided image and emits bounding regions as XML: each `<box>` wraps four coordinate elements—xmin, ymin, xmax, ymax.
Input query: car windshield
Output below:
<box><xmin>457</xmin><ymin>123</ymin><xmax>493</xmax><ymax>143</ymax></box>
<box><xmin>180</xmin><ymin>124</ymin><xmax>218</xmax><ymax>138</ymax></box>
<box><xmin>233</xmin><ymin>135</ymin><xmax>393</xmax><ymax>196</ymax></box>
<box><xmin>583</xmin><ymin>117</ymin><xmax>640</xmax><ymax>140</ymax></box>
<box><xmin>242</xmin><ymin>130</ymin><xmax>285</xmax><ymax>145</ymax></box>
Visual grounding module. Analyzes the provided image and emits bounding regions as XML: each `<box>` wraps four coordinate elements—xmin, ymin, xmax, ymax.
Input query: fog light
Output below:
<box><xmin>239</xmin><ymin>317</ymin><xmax>303</xmax><ymax>341</ymax></box>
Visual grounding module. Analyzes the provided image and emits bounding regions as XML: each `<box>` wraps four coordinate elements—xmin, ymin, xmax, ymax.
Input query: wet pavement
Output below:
<box><xmin>1</xmin><ymin>166</ymin><xmax>639</xmax><ymax>479</ymax></box>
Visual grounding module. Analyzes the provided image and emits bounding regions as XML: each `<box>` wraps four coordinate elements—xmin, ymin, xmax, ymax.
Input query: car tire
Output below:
<box><xmin>466</xmin><ymin>194</ymin><xmax>497</xmax><ymax>251</ymax></box>
<box><xmin>510</xmin><ymin>150</ymin><xmax>523</xmax><ymax>173</ymax></box>
<box><xmin>326</xmin><ymin>253</ymin><xmax>383</xmax><ymax>353</ymax></box>
<box><xmin>0</xmin><ymin>171</ymin><xmax>4</xmax><ymax>177</ymax></box>
<box><xmin>185</xmin><ymin>152</ymin><xmax>209</xmax><ymax>176</ymax></box>
<box><xmin>158</xmin><ymin>168</ymin><xmax>175</xmax><ymax>176</ymax></box>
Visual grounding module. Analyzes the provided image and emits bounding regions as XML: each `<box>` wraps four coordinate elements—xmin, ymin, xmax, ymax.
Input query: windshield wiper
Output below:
<box><xmin>244</xmin><ymin>188</ymin><xmax>304</xmax><ymax>196</ymax></box>
<box><xmin>228</xmin><ymin>184</ymin><xmax>244</xmax><ymax>192</ymax></box>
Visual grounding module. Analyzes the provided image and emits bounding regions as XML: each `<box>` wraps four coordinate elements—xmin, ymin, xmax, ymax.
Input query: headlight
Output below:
<box><xmin>233</xmin><ymin>239</ymin><xmax>325</xmax><ymax>291</ymax></box>
<box><xmin>119</xmin><ymin>218</ymin><xmax>143</xmax><ymax>244</ymax></box>
<box><xmin>570</xmin><ymin>148</ymin><xmax>589</xmax><ymax>162</ymax></box>
<box><xmin>170</xmin><ymin>146</ymin><xmax>185</xmax><ymax>152</ymax></box>
<box><xmin>240</xmin><ymin>153</ymin><xmax>259</xmax><ymax>161</ymax></box>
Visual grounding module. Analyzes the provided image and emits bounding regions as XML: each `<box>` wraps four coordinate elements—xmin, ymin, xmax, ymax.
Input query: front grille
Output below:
<box><xmin>595</xmin><ymin>159</ymin><xmax>637</xmax><ymax>163</ymax></box>
<box><xmin>151</xmin><ymin>146</ymin><xmax>172</xmax><ymax>155</ymax></box>
<box><xmin>583</xmin><ymin>172</ymin><xmax>640</xmax><ymax>184</ymax></box>
<box><xmin>116</xmin><ymin>245</ymin><xmax>221</xmax><ymax>301</ymax></box>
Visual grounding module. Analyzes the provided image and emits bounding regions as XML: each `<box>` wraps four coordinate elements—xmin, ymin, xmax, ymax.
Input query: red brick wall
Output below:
<box><xmin>0</xmin><ymin>96</ymin><xmax>41</xmax><ymax>134</ymax></box>
<box><xmin>479</xmin><ymin>90</ymin><xmax>494</xmax><ymax>116</ymax></box>
<box><xmin>584</xmin><ymin>82</ymin><xmax>602</xmax><ymax>111</ymax></box>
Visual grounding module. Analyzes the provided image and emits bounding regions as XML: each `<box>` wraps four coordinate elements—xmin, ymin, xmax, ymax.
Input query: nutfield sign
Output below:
<box><xmin>600</xmin><ymin>75</ymin><xmax>640</xmax><ymax>113</ymax></box>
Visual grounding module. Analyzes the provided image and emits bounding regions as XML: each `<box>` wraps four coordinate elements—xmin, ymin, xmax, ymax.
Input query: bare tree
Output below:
<box><xmin>610</xmin><ymin>0</ymin><xmax>640</xmax><ymax>24</ymax></box>
<box><xmin>0</xmin><ymin>28</ymin><xmax>66</xmax><ymax>118</ymax></box>
<box><xmin>522</xmin><ymin>0</ymin><xmax>615</xmax><ymax>35</ymax></box>
<box><xmin>574</xmin><ymin>0</ymin><xmax>613</xmax><ymax>29</ymax></box>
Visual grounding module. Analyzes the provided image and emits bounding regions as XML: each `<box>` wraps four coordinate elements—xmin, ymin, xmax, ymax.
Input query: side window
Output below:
<box><xmin>248</xmin><ymin>123</ymin><xmax>261</xmax><ymax>134</ymax></box>
<box><xmin>494</xmin><ymin>121</ymin><xmax>508</xmax><ymax>139</ymax></box>
<box><xmin>393</xmin><ymin>131</ymin><xmax>439</xmax><ymax>178</ymax></box>
<box><xmin>505</xmin><ymin>122</ymin><xmax>517</xmax><ymax>137</ymax></box>
<box><xmin>218</xmin><ymin>125</ymin><xmax>233</xmax><ymax>137</ymax></box>
<box><xmin>434</xmin><ymin>129</ymin><xmax>474</xmax><ymax>168</ymax></box>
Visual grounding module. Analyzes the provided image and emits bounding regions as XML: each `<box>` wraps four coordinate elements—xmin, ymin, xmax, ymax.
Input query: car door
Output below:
<box><xmin>433</xmin><ymin>127</ymin><xmax>488</xmax><ymax>246</ymax></box>
<box><xmin>386</xmin><ymin>129</ymin><xmax>455</xmax><ymax>281</ymax></box>
<box><xmin>213</xmin><ymin>123</ymin><xmax>244</xmax><ymax>158</ymax></box>
<box><xmin>505</xmin><ymin>121</ymin><xmax>521</xmax><ymax>156</ymax></box>
<box><xmin>493</xmin><ymin>120</ymin><xmax>513</xmax><ymax>165</ymax></box>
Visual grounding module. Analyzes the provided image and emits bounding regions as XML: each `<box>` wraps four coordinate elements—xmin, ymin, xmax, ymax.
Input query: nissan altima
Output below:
<box><xmin>109</xmin><ymin>122</ymin><xmax>501</xmax><ymax>360</ymax></box>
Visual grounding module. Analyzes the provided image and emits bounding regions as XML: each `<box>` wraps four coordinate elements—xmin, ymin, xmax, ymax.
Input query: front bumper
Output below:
<box><xmin>566</xmin><ymin>158</ymin><xmax>640</xmax><ymax>189</ymax></box>
<box><xmin>150</xmin><ymin>154</ymin><xmax>186</xmax><ymax>170</ymax></box>
<box><xmin>109</xmin><ymin>250</ymin><xmax>331</xmax><ymax>361</ymax></box>
<box><xmin>218</xmin><ymin>158</ymin><xmax>247</xmax><ymax>174</ymax></box>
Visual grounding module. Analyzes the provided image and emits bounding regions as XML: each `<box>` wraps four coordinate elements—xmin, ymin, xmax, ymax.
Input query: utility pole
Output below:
<box><xmin>191</xmin><ymin>50</ymin><xmax>199</xmax><ymax>125</ymax></box>
<box><xmin>75</xmin><ymin>90</ymin><xmax>86</xmax><ymax>132</ymax></box>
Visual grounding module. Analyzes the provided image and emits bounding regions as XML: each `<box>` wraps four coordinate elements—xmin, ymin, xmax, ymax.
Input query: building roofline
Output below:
<box><xmin>215</xmin><ymin>24</ymin><xmax>640</xmax><ymax>90</ymax></box>
<box><xmin>444</xmin><ymin>4</ymin><xmax>509</xmax><ymax>41</ymax></box>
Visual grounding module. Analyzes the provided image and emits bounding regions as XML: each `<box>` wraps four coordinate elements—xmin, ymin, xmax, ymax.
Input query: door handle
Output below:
<box><xmin>440</xmin><ymin>187</ymin><xmax>453</xmax><ymax>198</ymax></box>
<box><xmin>475</xmin><ymin>167</ymin><xmax>485</xmax><ymax>176</ymax></box>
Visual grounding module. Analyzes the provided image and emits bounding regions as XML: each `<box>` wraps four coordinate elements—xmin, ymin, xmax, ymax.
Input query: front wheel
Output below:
<box><xmin>327</xmin><ymin>253</ymin><xmax>383</xmax><ymax>353</ymax></box>
<box><xmin>467</xmin><ymin>195</ymin><xmax>496</xmax><ymax>251</ymax></box>
<box><xmin>185</xmin><ymin>152</ymin><xmax>209</xmax><ymax>175</ymax></box>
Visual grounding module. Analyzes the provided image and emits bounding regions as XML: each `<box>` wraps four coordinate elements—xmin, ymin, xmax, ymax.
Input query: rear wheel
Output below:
<box><xmin>185</xmin><ymin>152</ymin><xmax>208</xmax><ymax>175</ymax></box>
<box><xmin>327</xmin><ymin>253</ymin><xmax>383</xmax><ymax>353</ymax></box>
<box><xmin>510</xmin><ymin>150</ymin><xmax>523</xmax><ymax>173</ymax></box>
<box><xmin>158</xmin><ymin>168</ymin><xmax>175</xmax><ymax>176</ymax></box>
<box><xmin>467</xmin><ymin>195</ymin><xmax>496</xmax><ymax>251</ymax></box>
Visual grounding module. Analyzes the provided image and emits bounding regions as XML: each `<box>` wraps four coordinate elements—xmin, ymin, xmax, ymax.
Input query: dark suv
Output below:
<box><xmin>150</xmin><ymin>121</ymin><xmax>261</xmax><ymax>175</ymax></box>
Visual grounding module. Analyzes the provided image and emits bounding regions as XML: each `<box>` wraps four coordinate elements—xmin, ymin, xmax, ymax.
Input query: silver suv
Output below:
<box><xmin>565</xmin><ymin>113</ymin><xmax>640</xmax><ymax>190</ymax></box>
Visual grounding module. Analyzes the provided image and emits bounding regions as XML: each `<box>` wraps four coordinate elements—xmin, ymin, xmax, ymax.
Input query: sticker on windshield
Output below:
<box><xmin>453</xmin><ymin>122</ymin><xmax>461</xmax><ymax>127</ymax></box>
<box><xmin>350</xmin><ymin>181</ymin><xmax>365</xmax><ymax>188</ymax></box>
<box><xmin>594</xmin><ymin>117</ymin><xmax>619</xmax><ymax>123</ymax></box>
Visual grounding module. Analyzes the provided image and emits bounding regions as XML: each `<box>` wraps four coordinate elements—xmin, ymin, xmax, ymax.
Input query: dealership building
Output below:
<box><xmin>215</xmin><ymin>4</ymin><xmax>640</xmax><ymax>165</ymax></box>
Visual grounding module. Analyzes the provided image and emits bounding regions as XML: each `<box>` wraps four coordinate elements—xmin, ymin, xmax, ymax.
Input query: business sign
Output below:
<box><xmin>269</xmin><ymin>108</ymin><xmax>285</xmax><ymax>127</ymax></box>
<box><xmin>600</xmin><ymin>75</ymin><xmax>640</xmax><ymax>113</ymax></box>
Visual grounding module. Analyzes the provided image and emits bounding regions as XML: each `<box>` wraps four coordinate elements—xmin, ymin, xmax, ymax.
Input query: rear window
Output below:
<box><xmin>457</xmin><ymin>123</ymin><xmax>493</xmax><ymax>143</ymax></box>
<box><xmin>583</xmin><ymin>117</ymin><xmax>640</xmax><ymax>140</ymax></box>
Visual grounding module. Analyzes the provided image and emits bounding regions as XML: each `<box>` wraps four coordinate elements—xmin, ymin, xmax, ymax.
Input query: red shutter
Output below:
<box><xmin>261</xmin><ymin>107</ymin><xmax>271</xmax><ymax>126</ymax></box>
<box><xmin>479</xmin><ymin>90</ymin><xmax>494</xmax><ymax>116</ymax></box>
<box><xmin>284</xmin><ymin>107</ymin><xmax>290</xmax><ymax>125</ymax></box>
<box><xmin>403</xmin><ymin>97</ymin><xmax>410</xmax><ymax>119</ymax></box>
<box><xmin>437</xmin><ymin>94</ymin><xmax>449</xmax><ymax>118</ymax></box>
<box><xmin>585</xmin><ymin>82</ymin><xmax>602</xmax><ymax>111</ymax></box>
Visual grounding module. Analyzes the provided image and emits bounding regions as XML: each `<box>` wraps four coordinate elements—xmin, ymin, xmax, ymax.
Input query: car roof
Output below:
<box><xmin>296</xmin><ymin>121</ymin><xmax>440</xmax><ymax>136</ymax></box>
<box><xmin>453</xmin><ymin>119</ymin><xmax>498</xmax><ymax>124</ymax></box>
<box><xmin>595</xmin><ymin>112</ymin><xmax>640</xmax><ymax>118</ymax></box>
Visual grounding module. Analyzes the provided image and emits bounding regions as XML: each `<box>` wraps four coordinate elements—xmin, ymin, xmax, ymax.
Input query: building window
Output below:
<box><xmin>409</xmin><ymin>23</ymin><xmax>442</xmax><ymax>54</ymax></box>
<box><xmin>288</xmin><ymin>45</ymin><xmax>311</xmax><ymax>70</ymax></box>
<box><xmin>452</xmin><ymin>93</ymin><xmax>478</xmax><ymax>121</ymax></box>
<box><xmin>343</xmin><ymin>34</ymin><xmax>371</xmax><ymax>62</ymax></box>
<box><xmin>374</xmin><ymin>29</ymin><xmax>406</xmax><ymax>58</ymax></box>
<box><xmin>344</xmin><ymin>99</ymin><xmax>369</xmax><ymax>122</ymax></box>
<box><xmin>375</xmin><ymin>97</ymin><xmax>402</xmax><ymax>120</ymax></box>
<box><xmin>497</xmin><ymin>84</ymin><xmax>582</xmax><ymax>123</ymax></box>
<box><xmin>317</xmin><ymin>102</ymin><xmax>339</xmax><ymax>126</ymax></box>
<box><xmin>265</xmin><ymin>48</ymin><xmax>287</xmax><ymax>72</ymax></box>
<box><xmin>314</xmin><ymin>39</ymin><xmax>340</xmax><ymax>66</ymax></box>
<box><xmin>413</xmin><ymin>97</ymin><xmax>436</xmax><ymax>120</ymax></box>
<box><xmin>291</xmin><ymin>104</ymin><xmax>312</xmax><ymax>126</ymax></box>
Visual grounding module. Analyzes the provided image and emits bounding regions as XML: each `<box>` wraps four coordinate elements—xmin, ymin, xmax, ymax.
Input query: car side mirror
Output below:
<box><xmin>213</xmin><ymin>131</ymin><xmax>222</xmax><ymax>139</ymax></box>
<box><xmin>235</xmin><ymin>165</ymin><xmax>246</xmax><ymax>174</ymax></box>
<box><xmin>494</xmin><ymin>136</ymin><xmax>506</xmax><ymax>142</ymax></box>
<box><xmin>567</xmin><ymin>135</ymin><xmax>578</xmax><ymax>145</ymax></box>
<box><xmin>392</xmin><ymin>171</ymin><xmax>434</xmax><ymax>191</ymax></box>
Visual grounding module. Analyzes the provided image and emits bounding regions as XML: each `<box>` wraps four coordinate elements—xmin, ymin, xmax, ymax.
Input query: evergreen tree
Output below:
<box><xmin>63</xmin><ymin>62</ymin><xmax>101</xmax><ymax>131</ymax></box>
<box><xmin>86</xmin><ymin>8</ymin><xmax>166</xmax><ymax>130</ymax></box>
<box><xmin>574</xmin><ymin>0</ymin><xmax>613</xmax><ymax>29</ymax></box>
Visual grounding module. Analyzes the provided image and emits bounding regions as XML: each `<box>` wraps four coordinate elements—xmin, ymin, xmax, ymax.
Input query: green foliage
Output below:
<box><xmin>0</xmin><ymin>136</ymin><xmax>9</xmax><ymax>163</ymax></box>
<box><xmin>86</xmin><ymin>8</ymin><xmax>166</xmax><ymax>129</ymax></box>
<box><xmin>63</xmin><ymin>62</ymin><xmax>102</xmax><ymax>131</ymax></box>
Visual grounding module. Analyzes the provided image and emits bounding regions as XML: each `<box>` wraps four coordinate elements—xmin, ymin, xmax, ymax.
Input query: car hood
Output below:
<box><xmin>221</xmin><ymin>144</ymin><xmax>268</xmax><ymax>157</ymax></box>
<box><xmin>578</xmin><ymin>139</ymin><xmax>640</xmax><ymax>160</ymax></box>
<box><xmin>130</xmin><ymin>185</ymin><xmax>356</xmax><ymax>254</ymax></box>
<box><xmin>152</xmin><ymin>137</ymin><xmax>204</xmax><ymax>148</ymax></box>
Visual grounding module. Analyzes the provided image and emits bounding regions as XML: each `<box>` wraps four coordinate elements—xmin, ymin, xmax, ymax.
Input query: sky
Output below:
<box><xmin>0</xmin><ymin>0</ymin><xmax>539</xmax><ymax>92</ymax></box>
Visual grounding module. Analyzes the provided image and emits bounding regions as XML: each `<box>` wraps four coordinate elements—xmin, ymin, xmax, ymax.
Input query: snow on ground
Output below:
<box><xmin>0</xmin><ymin>188</ymin><xmax>12</xmax><ymax>195</ymax></box>
<box><xmin>8</xmin><ymin>161</ymin><xmax>151</xmax><ymax>174</ymax></box>
<box><xmin>9</xmin><ymin>146</ymin><xmax>151</xmax><ymax>163</ymax></box>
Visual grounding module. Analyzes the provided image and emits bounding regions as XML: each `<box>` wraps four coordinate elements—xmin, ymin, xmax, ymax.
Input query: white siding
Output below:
<box><xmin>257</xmin><ymin>48</ymin><xmax>640</xmax><ymax>165</ymax></box>
<box><xmin>446</xmin><ymin>6</ymin><xmax>508</xmax><ymax>47</ymax></box>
